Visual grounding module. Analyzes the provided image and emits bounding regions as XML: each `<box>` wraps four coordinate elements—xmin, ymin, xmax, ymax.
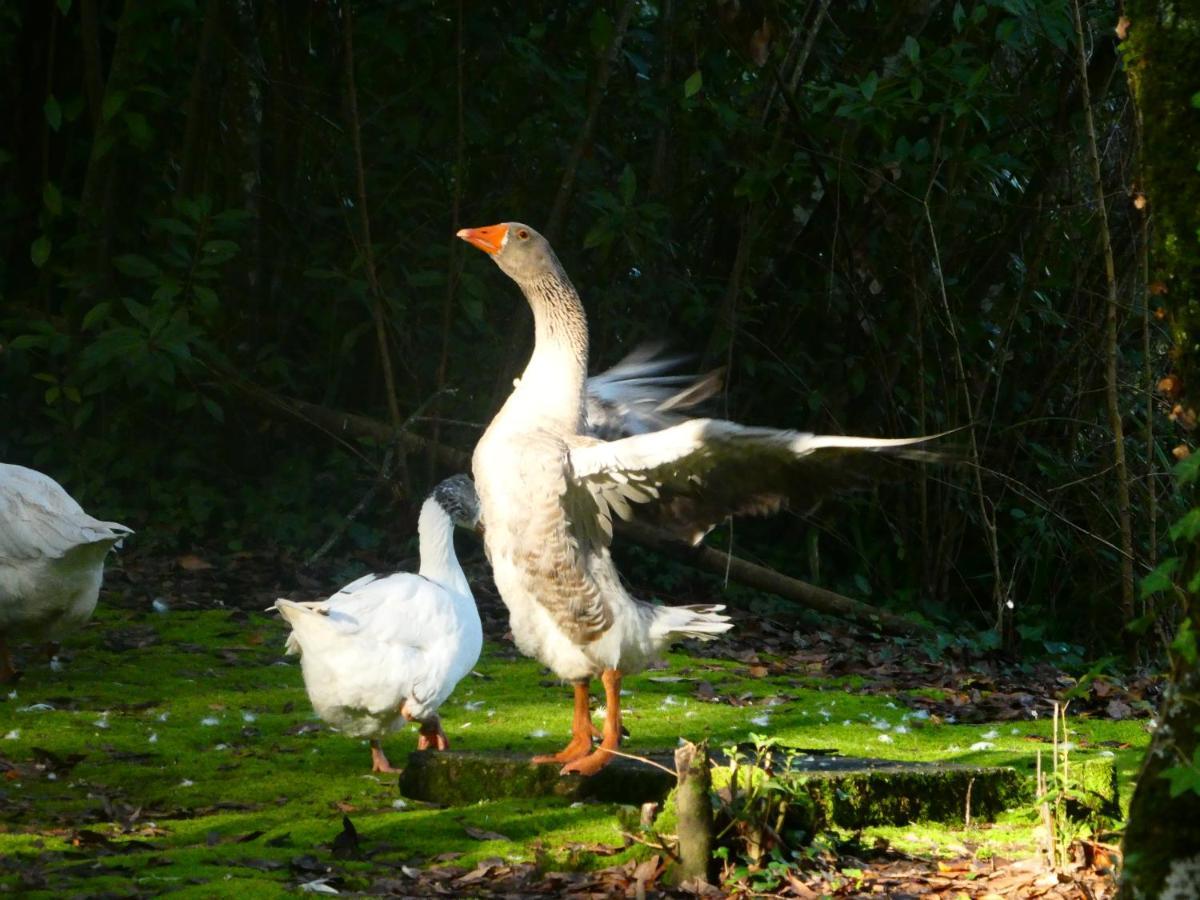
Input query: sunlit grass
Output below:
<box><xmin>0</xmin><ymin>606</ymin><xmax>1149</xmax><ymax>894</ymax></box>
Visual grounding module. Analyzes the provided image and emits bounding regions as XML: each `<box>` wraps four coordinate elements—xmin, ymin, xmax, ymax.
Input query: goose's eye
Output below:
<box><xmin>517</xmin><ymin>229</ymin><xmax>530</xmax><ymax>240</ymax></box>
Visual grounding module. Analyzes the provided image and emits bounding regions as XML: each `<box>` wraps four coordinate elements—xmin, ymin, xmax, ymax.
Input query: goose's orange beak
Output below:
<box><xmin>456</xmin><ymin>224</ymin><xmax>508</xmax><ymax>255</ymax></box>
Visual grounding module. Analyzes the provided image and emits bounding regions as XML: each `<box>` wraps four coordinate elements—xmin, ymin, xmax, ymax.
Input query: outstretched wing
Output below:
<box><xmin>584</xmin><ymin>344</ymin><xmax>722</xmax><ymax>441</ymax></box>
<box><xmin>564</xmin><ymin>419</ymin><xmax>950</xmax><ymax>548</ymax></box>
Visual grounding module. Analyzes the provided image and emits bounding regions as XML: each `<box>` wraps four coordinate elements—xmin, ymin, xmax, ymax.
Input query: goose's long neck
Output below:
<box><xmin>511</xmin><ymin>270</ymin><xmax>589</xmax><ymax>431</ymax></box>
<box><xmin>417</xmin><ymin>499</ymin><xmax>470</xmax><ymax>599</ymax></box>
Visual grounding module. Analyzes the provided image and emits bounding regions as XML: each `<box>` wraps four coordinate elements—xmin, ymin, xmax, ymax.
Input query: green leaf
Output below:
<box><xmin>201</xmin><ymin>396</ymin><xmax>225</xmax><ymax>424</ymax></box>
<box><xmin>684</xmin><ymin>70</ymin><xmax>703</xmax><ymax>99</ymax></box>
<box><xmin>201</xmin><ymin>239</ymin><xmax>240</xmax><ymax>264</ymax></box>
<box><xmin>1125</xmin><ymin>612</ymin><xmax>1157</xmax><ymax>636</ymax></box>
<box><xmin>124</xmin><ymin>111</ymin><xmax>153</xmax><ymax>146</ymax></box>
<box><xmin>1161</xmin><ymin>752</ymin><xmax>1200</xmax><ymax>798</ymax></box>
<box><xmin>589</xmin><ymin>9</ymin><xmax>613</xmax><ymax>53</ymax></box>
<box><xmin>619</xmin><ymin>164</ymin><xmax>637</xmax><ymax>206</ymax></box>
<box><xmin>1171</xmin><ymin>619</ymin><xmax>1199</xmax><ymax>666</ymax></box>
<box><xmin>1191</xmin><ymin>91</ymin><xmax>1200</xmax><ymax>109</ymax></box>
<box><xmin>860</xmin><ymin>71</ymin><xmax>879</xmax><ymax>101</ymax></box>
<box><xmin>1175</xmin><ymin>451</ymin><xmax>1200</xmax><ymax>486</ymax></box>
<box><xmin>1140</xmin><ymin>557</ymin><xmax>1179</xmax><ymax>598</ymax></box>
<box><xmin>102</xmin><ymin>90</ymin><xmax>126</xmax><ymax>122</ymax></box>
<box><xmin>910</xmin><ymin>77</ymin><xmax>924</xmax><ymax>100</ymax></box>
<box><xmin>903</xmin><ymin>36</ymin><xmax>920</xmax><ymax>63</ymax></box>
<box><xmin>113</xmin><ymin>253</ymin><xmax>160</xmax><ymax>279</ymax></box>
<box><xmin>192</xmin><ymin>284</ymin><xmax>219</xmax><ymax>312</ymax></box>
<box><xmin>43</xmin><ymin>182</ymin><xmax>63</xmax><ymax>216</ymax></box>
<box><xmin>8</xmin><ymin>334</ymin><xmax>48</xmax><ymax>351</ymax></box>
<box><xmin>149</xmin><ymin>217</ymin><xmax>195</xmax><ymax>238</ymax></box>
<box><xmin>152</xmin><ymin>278</ymin><xmax>183</xmax><ymax>303</ymax></box>
<box><xmin>1170</xmin><ymin>508</ymin><xmax>1200</xmax><ymax>542</ymax></box>
<box><xmin>81</xmin><ymin>301</ymin><xmax>112</xmax><ymax>331</ymax></box>
<box><xmin>63</xmin><ymin>385</ymin><xmax>81</xmax><ymax>404</ymax></box>
<box><xmin>31</xmin><ymin>235</ymin><xmax>51</xmax><ymax>268</ymax></box>
<box><xmin>953</xmin><ymin>2</ymin><xmax>966</xmax><ymax>31</ymax></box>
<box><xmin>44</xmin><ymin>95</ymin><xmax>62</xmax><ymax>131</ymax></box>
<box><xmin>57</xmin><ymin>0</ymin><xmax>72</xmax><ymax>13</ymax></box>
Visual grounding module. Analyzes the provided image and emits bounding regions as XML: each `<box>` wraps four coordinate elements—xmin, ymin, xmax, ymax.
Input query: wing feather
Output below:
<box><xmin>565</xmin><ymin>419</ymin><xmax>951</xmax><ymax>548</ymax></box>
<box><xmin>584</xmin><ymin>344</ymin><xmax>722</xmax><ymax>440</ymax></box>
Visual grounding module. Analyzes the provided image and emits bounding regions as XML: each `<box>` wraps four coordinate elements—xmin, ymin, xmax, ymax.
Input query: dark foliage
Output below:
<box><xmin>0</xmin><ymin>0</ymin><xmax>1169</xmax><ymax>652</ymax></box>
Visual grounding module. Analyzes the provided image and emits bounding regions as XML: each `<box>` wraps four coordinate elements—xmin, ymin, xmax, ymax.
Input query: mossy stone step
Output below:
<box><xmin>398</xmin><ymin>749</ymin><xmax>1032</xmax><ymax>827</ymax></box>
<box><xmin>398</xmin><ymin>750</ymin><xmax>675</xmax><ymax>806</ymax></box>
<box><xmin>778</xmin><ymin>756</ymin><xmax>1025</xmax><ymax>827</ymax></box>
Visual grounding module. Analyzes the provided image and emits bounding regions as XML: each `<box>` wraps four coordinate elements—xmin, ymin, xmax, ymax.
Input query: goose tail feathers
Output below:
<box><xmin>647</xmin><ymin>603</ymin><xmax>732</xmax><ymax>644</ymax></box>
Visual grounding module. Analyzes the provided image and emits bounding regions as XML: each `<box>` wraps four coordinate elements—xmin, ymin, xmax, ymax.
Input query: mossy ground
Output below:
<box><xmin>0</xmin><ymin>606</ymin><xmax>1149</xmax><ymax>895</ymax></box>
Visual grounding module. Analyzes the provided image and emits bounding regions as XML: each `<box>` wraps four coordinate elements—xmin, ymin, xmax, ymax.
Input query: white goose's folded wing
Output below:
<box><xmin>0</xmin><ymin>465</ymin><xmax>131</xmax><ymax>562</ymax></box>
<box><xmin>564</xmin><ymin>419</ymin><xmax>951</xmax><ymax>548</ymax></box>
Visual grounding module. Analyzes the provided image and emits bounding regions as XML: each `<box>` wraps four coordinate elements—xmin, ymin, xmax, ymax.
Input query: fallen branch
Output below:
<box><xmin>617</xmin><ymin>518</ymin><xmax>932</xmax><ymax>638</ymax></box>
<box><xmin>232</xmin><ymin>379</ymin><xmax>932</xmax><ymax>637</ymax></box>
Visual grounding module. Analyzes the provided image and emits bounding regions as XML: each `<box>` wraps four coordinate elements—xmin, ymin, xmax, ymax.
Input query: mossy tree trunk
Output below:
<box><xmin>1119</xmin><ymin>4</ymin><xmax>1200</xmax><ymax>898</ymax></box>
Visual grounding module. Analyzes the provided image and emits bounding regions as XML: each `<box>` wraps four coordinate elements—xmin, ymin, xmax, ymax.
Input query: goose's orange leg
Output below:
<box><xmin>562</xmin><ymin>669</ymin><xmax>621</xmax><ymax>776</ymax></box>
<box><xmin>532</xmin><ymin>681</ymin><xmax>594</xmax><ymax>764</ymax></box>
<box><xmin>370</xmin><ymin>740</ymin><xmax>401</xmax><ymax>773</ymax></box>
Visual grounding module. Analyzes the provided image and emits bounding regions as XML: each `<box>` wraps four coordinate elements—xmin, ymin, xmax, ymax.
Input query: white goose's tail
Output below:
<box><xmin>646</xmin><ymin>603</ymin><xmax>733</xmax><ymax>645</ymax></box>
<box><xmin>273</xmin><ymin>598</ymin><xmax>333</xmax><ymax>655</ymax></box>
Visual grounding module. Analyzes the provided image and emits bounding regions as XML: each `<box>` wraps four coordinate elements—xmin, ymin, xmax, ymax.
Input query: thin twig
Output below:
<box><xmin>305</xmin><ymin>387</ymin><xmax>455</xmax><ymax>565</ymax></box>
<box><xmin>923</xmin><ymin>188</ymin><xmax>1005</xmax><ymax>632</ymax></box>
<box><xmin>431</xmin><ymin>0</ymin><xmax>466</xmax><ymax>481</ymax></box>
<box><xmin>546</xmin><ymin>0</ymin><xmax>637</xmax><ymax>242</ymax></box>
<box><xmin>1072</xmin><ymin>0</ymin><xmax>1136</xmax><ymax>655</ymax></box>
<box><xmin>342</xmin><ymin>4</ymin><xmax>404</xmax><ymax>440</ymax></box>
<box><xmin>306</xmin><ymin>447</ymin><xmax>396</xmax><ymax>566</ymax></box>
<box><xmin>589</xmin><ymin>746</ymin><xmax>679</xmax><ymax>778</ymax></box>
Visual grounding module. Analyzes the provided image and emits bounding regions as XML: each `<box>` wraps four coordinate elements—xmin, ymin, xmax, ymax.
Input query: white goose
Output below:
<box><xmin>274</xmin><ymin>475</ymin><xmax>482</xmax><ymax>773</ymax></box>
<box><xmin>458</xmin><ymin>221</ymin><xmax>946</xmax><ymax>775</ymax></box>
<box><xmin>0</xmin><ymin>463</ymin><xmax>132</xmax><ymax>681</ymax></box>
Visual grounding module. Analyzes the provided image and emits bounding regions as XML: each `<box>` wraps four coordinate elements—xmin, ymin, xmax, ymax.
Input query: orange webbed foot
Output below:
<box><xmin>416</xmin><ymin>717</ymin><xmax>450</xmax><ymax>751</ymax></box>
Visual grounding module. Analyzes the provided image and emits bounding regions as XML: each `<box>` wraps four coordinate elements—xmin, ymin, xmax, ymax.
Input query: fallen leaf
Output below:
<box><xmin>177</xmin><ymin>554</ymin><xmax>214</xmax><ymax>571</ymax></box>
<box><xmin>1106</xmin><ymin>699</ymin><xmax>1132</xmax><ymax>720</ymax></box>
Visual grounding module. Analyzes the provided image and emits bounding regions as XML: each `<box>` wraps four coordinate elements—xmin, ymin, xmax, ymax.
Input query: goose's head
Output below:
<box><xmin>431</xmin><ymin>474</ymin><xmax>483</xmax><ymax>534</ymax></box>
<box><xmin>456</xmin><ymin>222</ymin><xmax>561</xmax><ymax>285</ymax></box>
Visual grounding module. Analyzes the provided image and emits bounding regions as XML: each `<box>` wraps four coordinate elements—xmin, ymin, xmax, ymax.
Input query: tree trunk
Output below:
<box><xmin>1118</xmin><ymin>3</ymin><xmax>1200</xmax><ymax>897</ymax></box>
<box><xmin>1072</xmin><ymin>0</ymin><xmax>1136</xmax><ymax>659</ymax></box>
<box><xmin>76</xmin><ymin>0</ymin><xmax>150</xmax><ymax>299</ymax></box>
<box><xmin>178</xmin><ymin>0</ymin><xmax>222</xmax><ymax>198</ymax></box>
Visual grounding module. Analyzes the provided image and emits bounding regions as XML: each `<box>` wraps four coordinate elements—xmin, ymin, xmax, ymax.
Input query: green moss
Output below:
<box><xmin>0</xmin><ymin>607</ymin><xmax>1151</xmax><ymax>892</ymax></box>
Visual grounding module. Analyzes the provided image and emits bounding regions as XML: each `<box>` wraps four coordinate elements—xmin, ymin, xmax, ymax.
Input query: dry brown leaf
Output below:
<box><xmin>177</xmin><ymin>554</ymin><xmax>214</xmax><ymax>571</ymax></box>
<box><xmin>1115</xmin><ymin>15</ymin><xmax>1131</xmax><ymax>39</ymax></box>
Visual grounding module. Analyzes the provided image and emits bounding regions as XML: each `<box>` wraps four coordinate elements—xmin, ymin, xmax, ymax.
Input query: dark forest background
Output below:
<box><xmin>0</xmin><ymin>0</ymin><xmax>1171</xmax><ymax>658</ymax></box>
